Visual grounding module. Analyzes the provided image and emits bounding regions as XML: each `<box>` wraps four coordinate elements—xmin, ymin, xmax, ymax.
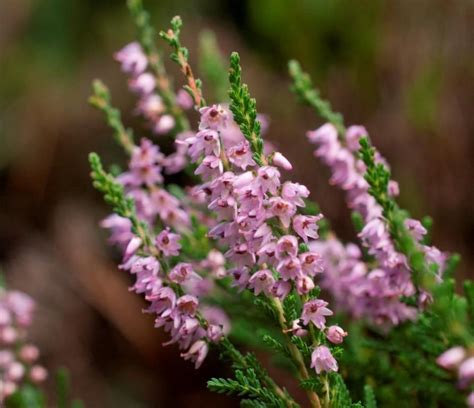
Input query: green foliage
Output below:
<box><xmin>160</xmin><ymin>16</ymin><xmax>205</xmax><ymax>107</ymax></box>
<box><xmin>89</xmin><ymin>152</ymin><xmax>152</xmax><ymax>247</ymax></box>
<box><xmin>228</xmin><ymin>52</ymin><xmax>266</xmax><ymax>166</ymax></box>
<box><xmin>208</xmin><ymin>369</ymin><xmax>287</xmax><ymax>408</ymax></box>
<box><xmin>6</xmin><ymin>385</ymin><xmax>45</xmax><ymax>408</ymax></box>
<box><xmin>199</xmin><ymin>30</ymin><xmax>228</xmax><ymax>103</ymax></box>
<box><xmin>127</xmin><ymin>0</ymin><xmax>189</xmax><ymax>132</ymax></box>
<box><xmin>358</xmin><ymin>136</ymin><xmax>435</xmax><ymax>291</ymax></box>
<box><xmin>363</xmin><ymin>385</ymin><xmax>376</xmax><ymax>408</ymax></box>
<box><xmin>89</xmin><ymin>80</ymin><xmax>135</xmax><ymax>154</ymax></box>
<box><xmin>288</xmin><ymin>60</ymin><xmax>345</xmax><ymax>135</ymax></box>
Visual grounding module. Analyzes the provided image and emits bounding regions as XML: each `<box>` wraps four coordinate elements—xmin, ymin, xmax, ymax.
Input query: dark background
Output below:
<box><xmin>1</xmin><ymin>0</ymin><xmax>473</xmax><ymax>406</ymax></box>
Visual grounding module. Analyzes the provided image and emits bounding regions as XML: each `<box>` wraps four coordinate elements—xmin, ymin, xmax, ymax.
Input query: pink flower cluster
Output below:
<box><xmin>0</xmin><ymin>289</ymin><xmax>47</xmax><ymax>402</ymax></box>
<box><xmin>307</xmin><ymin>123</ymin><xmax>447</xmax><ymax>326</ymax></box>
<box><xmin>117</xmin><ymin>232</ymin><xmax>230</xmax><ymax>369</ymax></box>
<box><xmin>115</xmin><ymin>42</ymin><xmax>193</xmax><ymax>136</ymax></box>
<box><xmin>437</xmin><ymin>346</ymin><xmax>474</xmax><ymax>406</ymax></box>
<box><xmin>180</xmin><ymin>104</ymin><xmax>345</xmax><ymax>374</ymax></box>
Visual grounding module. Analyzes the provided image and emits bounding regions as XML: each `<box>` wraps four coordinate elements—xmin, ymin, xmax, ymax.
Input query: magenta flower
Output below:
<box><xmin>181</xmin><ymin>340</ymin><xmax>209</xmax><ymax>369</ymax></box>
<box><xmin>326</xmin><ymin>325</ymin><xmax>348</xmax><ymax>344</ymax></box>
<box><xmin>156</xmin><ymin>229</ymin><xmax>181</xmax><ymax>256</ymax></box>
<box><xmin>257</xmin><ymin>166</ymin><xmax>281</xmax><ymax>194</ymax></box>
<box><xmin>310</xmin><ymin>345</ymin><xmax>338</xmax><ymax>374</ymax></box>
<box><xmin>277</xmin><ymin>257</ymin><xmax>303</xmax><ymax>281</ymax></box>
<box><xmin>276</xmin><ymin>235</ymin><xmax>299</xmax><ymax>260</ymax></box>
<box><xmin>176</xmin><ymin>89</ymin><xmax>194</xmax><ymax>110</ymax></box>
<box><xmin>301</xmin><ymin>299</ymin><xmax>333</xmax><ymax>329</ymax></box>
<box><xmin>199</xmin><ymin>104</ymin><xmax>228</xmax><ymax>130</ymax></box>
<box><xmin>170</xmin><ymin>263</ymin><xmax>201</xmax><ymax>284</ymax></box>
<box><xmin>128</xmin><ymin>72</ymin><xmax>156</xmax><ymax>95</ymax></box>
<box><xmin>299</xmin><ymin>252</ymin><xmax>324</xmax><ymax>276</ymax></box>
<box><xmin>114</xmin><ymin>42</ymin><xmax>148</xmax><ymax>76</ymax></box>
<box><xmin>292</xmin><ymin>214</ymin><xmax>323</xmax><ymax>243</ymax></box>
<box><xmin>458</xmin><ymin>357</ymin><xmax>474</xmax><ymax>386</ymax></box>
<box><xmin>281</xmin><ymin>182</ymin><xmax>310</xmax><ymax>207</ymax></box>
<box><xmin>248</xmin><ymin>269</ymin><xmax>276</xmax><ymax>296</ymax></box>
<box><xmin>436</xmin><ymin>347</ymin><xmax>466</xmax><ymax>370</ymax></box>
<box><xmin>272</xmin><ymin>152</ymin><xmax>293</xmax><ymax>170</ymax></box>
<box><xmin>295</xmin><ymin>275</ymin><xmax>315</xmax><ymax>295</ymax></box>
<box><xmin>268</xmin><ymin>197</ymin><xmax>296</xmax><ymax>228</ymax></box>
<box><xmin>345</xmin><ymin>125</ymin><xmax>367</xmax><ymax>152</ymax></box>
<box><xmin>227</xmin><ymin>141</ymin><xmax>256</xmax><ymax>170</ymax></box>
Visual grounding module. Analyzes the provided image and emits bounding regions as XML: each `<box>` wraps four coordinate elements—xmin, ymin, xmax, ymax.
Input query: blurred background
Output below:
<box><xmin>1</xmin><ymin>0</ymin><xmax>473</xmax><ymax>406</ymax></box>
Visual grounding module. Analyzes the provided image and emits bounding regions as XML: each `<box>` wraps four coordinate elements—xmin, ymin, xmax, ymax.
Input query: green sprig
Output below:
<box><xmin>127</xmin><ymin>0</ymin><xmax>189</xmax><ymax>132</ymax></box>
<box><xmin>89</xmin><ymin>80</ymin><xmax>135</xmax><ymax>154</ymax></box>
<box><xmin>89</xmin><ymin>152</ymin><xmax>153</xmax><ymax>248</ymax></box>
<box><xmin>228</xmin><ymin>52</ymin><xmax>266</xmax><ymax>166</ymax></box>
<box><xmin>160</xmin><ymin>16</ymin><xmax>205</xmax><ymax>108</ymax></box>
<box><xmin>288</xmin><ymin>60</ymin><xmax>345</xmax><ymax>136</ymax></box>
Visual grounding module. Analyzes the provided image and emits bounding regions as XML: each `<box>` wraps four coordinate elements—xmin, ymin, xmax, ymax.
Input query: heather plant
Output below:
<box><xmin>87</xmin><ymin>1</ymin><xmax>473</xmax><ymax>406</ymax></box>
<box><xmin>0</xmin><ymin>277</ymin><xmax>82</xmax><ymax>408</ymax></box>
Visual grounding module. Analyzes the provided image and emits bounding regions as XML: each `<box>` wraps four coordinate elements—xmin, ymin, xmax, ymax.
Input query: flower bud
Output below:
<box><xmin>272</xmin><ymin>152</ymin><xmax>293</xmax><ymax>170</ymax></box>
<box><xmin>326</xmin><ymin>325</ymin><xmax>348</xmax><ymax>344</ymax></box>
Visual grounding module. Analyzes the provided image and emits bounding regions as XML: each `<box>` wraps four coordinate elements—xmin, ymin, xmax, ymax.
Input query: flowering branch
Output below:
<box><xmin>127</xmin><ymin>0</ymin><xmax>190</xmax><ymax>132</ymax></box>
<box><xmin>160</xmin><ymin>16</ymin><xmax>205</xmax><ymax>108</ymax></box>
<box><xmin>228</xmin><ymin>52</ymin><xmax>267</xmax><ymax>166</ymax></box>
<box><xmin>89</xmin><ymin>80</ymin><xmax>135</xmax><ymax>154</ymax></box>
<box><xmin>288</xmin><ymin>60</ymin><xmax>345</xmax><ymax>136</ymax></box>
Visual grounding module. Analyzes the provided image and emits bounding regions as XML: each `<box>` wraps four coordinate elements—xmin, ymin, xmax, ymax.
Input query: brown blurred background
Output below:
<box><xmin>0</xmin><ymin>0</ymin><xmax>473</xmax><ymax>406</ymax></box>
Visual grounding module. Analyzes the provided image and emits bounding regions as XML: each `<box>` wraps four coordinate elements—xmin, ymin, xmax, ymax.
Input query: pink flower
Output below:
<box><xmin>307</xmin><ymin>124</ymin><xmax>339</xmax><ymax>164</ymax></box>
<box><xmin>272</xmin><ymin>152</ymin><xmax>292</xmax><ymax>170</ymax></box>
<box><xmin>199</xmin><ymin>105</ymin><xmax>228</xmax><ymax>130</ymax></box>
<box><xmin>137</xmin><ymin>94</ymin><xmax>164</xmax><ymax>121</ymax></box>
<box><xmin>292</xmin><ymin>215</ymin><xmax>323</xmax><ymax>243</ymax></box>
<box><xmin>295</xmin><ymin>275</ymin><xmax>315</xmax><ymax>295</ymax></box>
<box><xmin>301</xmin><ymin>299</ymin><xmax>333</xmax><ymax>329</ymax></box>
<box><xmin>128</xmin><ymin>72</ymin><xmax>156</xmax><ymax>95</ymax></box>
<box><xmin>18</xmin><ymin>345</ymin><xmax>39</xmax><ymax>364</ymax></box>
<box><xmin>227</xmin><ymin>141</ymin><xmax>256</xmax><ymax>170</ymax></box>
<box><xmin>176</xmin><ymin>89</ymin><xmax>194</xmax><ymax>110</ymax></box>
<box><xmin>257</xmin><ymin>166</ymin><xmax>281</xmax><ymax>194</ymax></box>
<box><xmin>123</xmin><ymin>236</ymin><xmax>142</xmax><ymax>262</ymax></box>
<box><xmin>176</xmin><ymin>295</ymin><xmax>199</xmax><ymax>316</ymax></box>
<box><xmin>195</xmin><ymin>155</ymin><xmax>224</xmax><ymax>179</ymax></box>
<box><xmin>277</xmin><ymin>257</ymin><xmax>302</xmax><ymax>281</ymax></box>
<box><xmin>249</xmin><ymin>269</ymin><xmax>275</xmax><ymax>296</ymax></box>
<box><xmin>436</xmin><ymin>347</ymin><xmax>466</xmax><ymax>371</ymax></box>
<box><xmin>29</xmin><ymin>366</ymin><xmax>48</xmax><ymax>383</ymax></box>
<box><xmin>271</xmin><ymin>280</ymin><xmax>292</xmax><ymax>300</ymax></box>
<box><xmin>156</xmin><ymin>229</ymin><xmax>181</xmax><ymax>256</ymax></box>
<box><xmin>276</xmin><ymin>235</ymin><xmax>299</xmax><ymax>260</ymax></box>
<box><xmin>100</xmin><ymin>214</ymin><xmax>134</xmax><ymax>250</ymax></box>
<box><xmin>299</xmin><ymin>252</ymin><xmax>324</xmax><ymax>276</ymax></box>
<box><xmin>169</xmin><ymin>263</ymin><xmax>201</xmax><ymax>284</ymax></box>
<box><xmin>345</xmin><ymin>125</ymin><xmax>367</xmax><ymax>152</ymax></box>
<box><xmin>310</xmin><ymin>346</ymin><xmax>338</xmax><ymax>374</ymax></box>
<box><xmin>467</xmin><ymin>392</ymin><xmax>474</xmax><ymax>408</ymax></box>
<box><xmin>268</xmin><ymin>197</ymin><xmax>296</xmax><ymax>228</ymax></box>
<box><xmin>181</xmin><ymin>340</ymin><xmax>209</xmax><ymax>369</ymax></box>
<box><xmin>326</xmin><ymin>325</ymin><xmax>348</xmax><ymax>344</ymax></box>
<box><xmin>147</xmin><ymin>287</ymin><xmax>176</xmax><ymax>317</ymax></box>
<box><xmin>404</xmin><ymin>218</ymin><xmax>427</xmax><ymax>241</ymax></box>
<box><xmin>281</xmin><ymin>182</ymin><xmax>309</xmax><ymax>207</ymax></box>
<box><xmin>154</xmin><ymin>114</ymin><xmax>175</xmax><ymax>135</ymax></box>
<box><xmin>458</xmin><ymin>357</ymin><xmax>474</xmax><ymax>386</ymax></box>
<box><xmin>114</xmin><ymin>42</ymin><xmax>148</xmax><ymax>76</ymax></box>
